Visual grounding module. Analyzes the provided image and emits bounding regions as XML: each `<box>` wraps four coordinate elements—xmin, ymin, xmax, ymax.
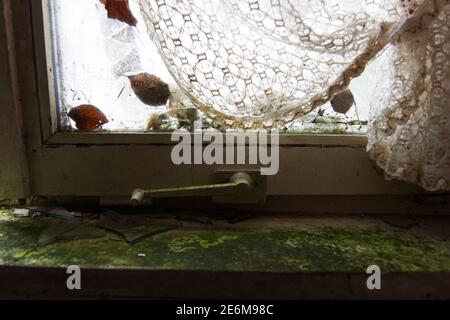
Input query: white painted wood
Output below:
<box><xmin>22</xmin><ymin>143</ymin><xmax>419</xmax><ymax>197</ymax></box>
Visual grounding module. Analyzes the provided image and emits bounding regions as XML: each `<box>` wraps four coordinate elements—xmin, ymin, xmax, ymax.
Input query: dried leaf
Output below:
<box><xmin>68</xmin><ymin>104</ymin><xmax>109</xmax><ymax>132</ymax></box>
<box><xmin>30</xmin><ymin>206</ymin><xmax>76</xmax><ymax>221</ymax></box>
<box><xmin>97</xmin><ymin>220</ymin><xmax>178</xmax><ymax>244</ymax></box>
<box><xmin>380</xmin><ymin>215</ymin><xmax>418</xmax><ymax>229</ymax></box>
<box><xmin>147</xmin><ymin>113</ymin><xmax>171</xmax><ymax>131</ymax></box>
<box><xmin>96</xmin><ymin>213</ymin><xmax>180</xmax><ymax>244</ymax></box>
<box><xmin>38</xmin><ymin>223</ymin><xmax>76</xmax><ymax>247</ymax></box>
<box><xmin>100</xmin><ymin>0</ymin><xmax>137</xmax><ymax>27</ymax></box>
<box><xmin>128</xmin><ymin>73</ymin><xmax>171</xmax><ymax>106</ymax></box>
<box><xmin>175</xmin><ymin>213</ymin><xmax>211</xmax><ymax>225</ymax></box>
<box><xmin>330</xmin><ymin>89</ymin><xmax>355</xmax><ymax>114</ymax></box>
<box><xmin>38</xmin><ymin>223</ymin><xmax>106</xmax><ymax>247</ymax></box>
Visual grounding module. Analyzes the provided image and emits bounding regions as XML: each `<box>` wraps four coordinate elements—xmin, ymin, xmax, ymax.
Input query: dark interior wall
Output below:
<box><xmin>0</xmin><ymin>1</ymin><xmax>29</xmax><ymax>200</ymax></box>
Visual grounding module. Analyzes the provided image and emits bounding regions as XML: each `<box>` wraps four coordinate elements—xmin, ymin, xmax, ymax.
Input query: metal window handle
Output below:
<box><xmin>131</xmin><ymin>172</ymin><xmax>253</xmax><ymax>206</ymax></box>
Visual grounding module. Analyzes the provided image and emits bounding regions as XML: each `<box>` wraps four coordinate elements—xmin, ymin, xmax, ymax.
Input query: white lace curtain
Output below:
<box><xmin>134</xmin><ymin>0</ymin><xmax>449</xmax><ymax>191</ymax></box>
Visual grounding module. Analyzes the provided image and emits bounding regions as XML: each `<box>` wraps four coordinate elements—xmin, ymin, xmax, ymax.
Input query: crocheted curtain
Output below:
<box><xmin>135</xmin><ymin>0</ymin><xmax>449</xmax><ymax>191</ymax></box>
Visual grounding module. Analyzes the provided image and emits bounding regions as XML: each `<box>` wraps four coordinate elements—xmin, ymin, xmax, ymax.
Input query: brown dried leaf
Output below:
<box><xmin>330</xmin><ymin>89</ymin><xmax>355</xmax><ymax>114</ymax></box>
<box><xmin>100</xmin><ymin>0</ymin><xmax>137</xmax><ymax>27</ymax></box>
<box><xmin>68</xmin><ymin>104</ymin><xmax>109</xmax><ymax>132</ymax></box>
<box><xmin>128</xmin><ymin>73</ymin><xmax>171</xmax><ymax>106</ymax></box>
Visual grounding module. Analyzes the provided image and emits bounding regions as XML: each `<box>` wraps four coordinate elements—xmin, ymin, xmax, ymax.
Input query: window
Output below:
<box><xmin>51</xmin><ymin>0</ymin><xmax>377</xmax><ymax>134</ymax></box>
<box><xmin>0</xmin><ymin>0</ymin><xmax>430</xmax><ymax>212</ymax></box>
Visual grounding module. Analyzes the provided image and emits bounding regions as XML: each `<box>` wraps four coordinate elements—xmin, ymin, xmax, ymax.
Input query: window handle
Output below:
<box><xmin>131</xmin><ymin>172</ymin><xmax>253</xmax><ymax>206</ymax></box>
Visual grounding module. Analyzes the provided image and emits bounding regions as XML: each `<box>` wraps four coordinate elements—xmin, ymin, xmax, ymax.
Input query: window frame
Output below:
<box><xmin>3</xmin><ymin>0</ymin><xmax>446</xmax><ymax>213</ymax></box>
<box><xmin>37</xmin><ymin>0</ymin><xmax>370</xmax><ymax>146</ymax></box>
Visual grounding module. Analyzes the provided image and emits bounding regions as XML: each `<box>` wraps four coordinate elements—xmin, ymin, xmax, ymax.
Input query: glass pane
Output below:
<box><xmin>49</xmin><ymin>0</ymin><xmax>377</xmax><ymax>134</ymax></box>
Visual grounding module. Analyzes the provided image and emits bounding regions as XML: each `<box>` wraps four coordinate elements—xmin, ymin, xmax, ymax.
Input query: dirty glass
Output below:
<box><xmin>49</xmin><ymin>0</ymin><xmax>377</xmax><ymax>134</ymax></box>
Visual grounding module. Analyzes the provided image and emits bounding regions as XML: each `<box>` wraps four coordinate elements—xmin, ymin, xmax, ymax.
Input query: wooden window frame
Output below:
<box><xmin>2</xmin><ymin>0</ymin><xmax>447</xmax><ymax>214</ymax></box>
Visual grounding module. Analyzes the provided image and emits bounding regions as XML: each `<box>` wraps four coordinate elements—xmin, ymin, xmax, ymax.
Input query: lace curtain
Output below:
<box><xmin>133</xmin><ymin>0</ymin><xmax>449</xmax><ymax>191</ymax></box>
<box><xmin>368</xmin><ymin>1</ymin><xmax>450</xmax><ymax>191</ymax></box>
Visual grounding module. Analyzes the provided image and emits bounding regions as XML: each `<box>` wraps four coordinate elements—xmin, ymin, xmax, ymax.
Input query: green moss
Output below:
<box><xmin>168</xmin><ymin>234</ymin><xmax>239</xmax><ymax>253</ymax></box>
<box><xmin>1</xmin><ymin>209</ymin><xmax>450</xmax><ymax>272</ymax></box>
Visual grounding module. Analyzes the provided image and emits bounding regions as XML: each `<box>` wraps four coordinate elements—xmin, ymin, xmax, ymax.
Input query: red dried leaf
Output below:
<box><xmin>100</xmin><ymin>0</ymin><xmax>137</xmax><ymax>27</ymax></box>
<box><xmin>68</xmin><ymin>105</ymin><xmax>109</xmax><ymax>132</ymax></box>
